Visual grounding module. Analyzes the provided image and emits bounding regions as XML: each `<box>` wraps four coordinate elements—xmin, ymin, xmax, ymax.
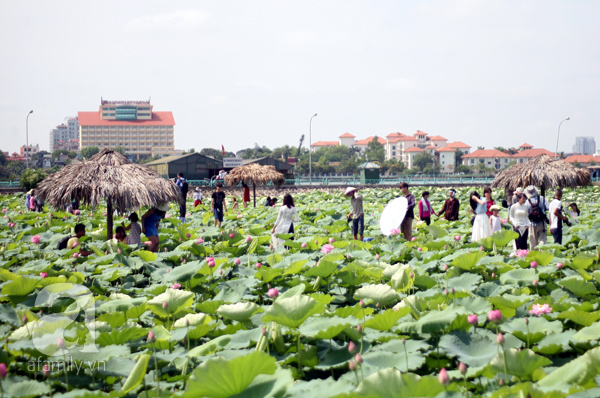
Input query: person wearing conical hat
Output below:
<box><xmin>345</xmin><ymin>187</ymin><xmax>364</xmax><ymax>241</ymax></box>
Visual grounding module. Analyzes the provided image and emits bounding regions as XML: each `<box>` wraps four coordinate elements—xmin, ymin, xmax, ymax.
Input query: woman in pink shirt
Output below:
<box><xmin>418</xmin><ymin>191</ymin><xmax>433</xmax><ymax>225</ymax></box>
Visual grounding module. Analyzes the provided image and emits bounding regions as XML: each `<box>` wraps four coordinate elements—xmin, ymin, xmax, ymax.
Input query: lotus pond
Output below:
<box><xmin>1</xmin><ymin>186</ymin><xmax>600</xmax><ymax>398</ymax></box>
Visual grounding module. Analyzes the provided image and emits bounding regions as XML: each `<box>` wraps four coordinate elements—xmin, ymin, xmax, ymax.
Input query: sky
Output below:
<box><xmin>1</xmin><ymin>0</ymin><xmax>599</xmax><ymax>155</ymax></box>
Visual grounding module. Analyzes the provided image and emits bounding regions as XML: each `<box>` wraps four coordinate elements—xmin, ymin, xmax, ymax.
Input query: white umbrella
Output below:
<box><xmin>380</xmin><ymin>197</ymin><xmax>408</xmax><ymax>236</ymax></box>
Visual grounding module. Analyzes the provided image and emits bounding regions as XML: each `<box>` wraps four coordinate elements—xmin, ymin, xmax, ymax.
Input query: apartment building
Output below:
<box><xmin>78</xmin><ymin>99</ymin><xmax>175</xmax><ymax>160</ymax></box>
<box><xmin>49</xmin><ymin>117</ymin><xmax>79</xmax><ymax>152</ymax></box>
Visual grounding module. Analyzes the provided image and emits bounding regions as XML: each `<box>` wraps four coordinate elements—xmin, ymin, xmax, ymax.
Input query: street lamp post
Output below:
<box><xmin>26</xmin><ymin>110</ymin><xmax>33</xmax><ymax>168</ymax></box>
<box><xmin>309</xmin><ymin>113</ymin><xmax>317</xmax><ymax>186</ymax></box>
<box><xmin>555</xmin><ymin>117</ymin><xmax>570</xmax><ymax>159</ymax></box>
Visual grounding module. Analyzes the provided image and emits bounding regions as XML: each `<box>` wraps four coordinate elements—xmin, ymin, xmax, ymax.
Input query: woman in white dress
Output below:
<box><xmin>509</xmin><ymin>192</ymin><xmax>530</xmax><ymax>250</ymax></box>
<box><xmin>271</xmin><ymin>194</ymin><xmax>299</xmax><ymax>249</ymax></box>
<box><xmin>470</xmin><ymin>191</ymin><xmax>491</xmax><ymax>242</ymax></box>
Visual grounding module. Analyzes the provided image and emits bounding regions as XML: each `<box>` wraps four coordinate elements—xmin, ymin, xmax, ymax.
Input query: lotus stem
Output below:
<box><xmin>502</xmin><ymin>347</ymin><xmax>508</xmax><ymax>385</ymax></box>
<box><xmin>297</xmin><ymin>333</ymin><xmax>302</xmax><ymax>375</ymax></box>
<box><xmin>403</xmin><ymin>342</ymin><xmax>409</xmax><ymax>371</ymax></box>
<box><xmin>62</xmin><ymin>351</ymin><xmax>69</xmax><ymax>390</ymax></box>
<box><xmin>151</xmin><ymin>342</ymin><xmax>160</xmax><ymax>394</ymax></box>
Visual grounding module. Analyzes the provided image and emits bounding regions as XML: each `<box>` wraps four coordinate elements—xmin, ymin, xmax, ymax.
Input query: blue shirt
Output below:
<box><xmin>144</xmin><ymin>211</ymin><xmax>163</xmax><ymax>237</ymax></box>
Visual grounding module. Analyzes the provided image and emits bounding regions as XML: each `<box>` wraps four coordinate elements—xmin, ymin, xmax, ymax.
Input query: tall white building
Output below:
<box><xmin>573</xmin><ymin>137</ymin><xmax>596</xmax><ymax>155</ymax></box>
<box><xmin>49</xmin><ymin>117</ymin><xmax>79</xmax><ymax>152</ymax></box>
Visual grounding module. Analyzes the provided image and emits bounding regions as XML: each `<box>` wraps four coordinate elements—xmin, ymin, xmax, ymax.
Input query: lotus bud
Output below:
<box><xmin>442</xmin><ymin>264</ymin><xmax>448</xmax><ymax>271</ymax></box>
<box><xmin>256</xmin><ymin>262</ymin><xmax>262</xmax><ymax>269</ymax></box>
<box><xmin>445</xmin><ymin>289</ymin><xmax>449</xmax><ymax>296</ymax></box>
<box><xmin>219</xmin><ymin>269</ymin><xmax>224</xmax><ymax>276</ymax></box>
<box><xmin>454</xmin><ymin>235</ymin><xmax>461</xmax><ymax>241</ymax></box>
<box><xmin>329</xmin><ymin>238</ymin><xmax>335</xmax><ymax>243</ymax></box>
<box><xmin>268</xmin><ymin>288</ymin><xmax>279</xmax><ymax>298</ymax></box>
<box><xmin>229</xmin><ymin>233</ymin><xmax>235</xmax><ymax>238</ymax></box>
<box><xmin>42</xmin><ymin>363</ymin><xmax>50</xmax><ymax>377</ymax></box>
<box><xmin>167</xmin><ymin>269</ymin><xmax>171</xmax><ymax>273</ymax></box>
<box><xmin>557</xmin><ymin>262</ymin><xmax>564</xmax><ymax>269</ymax></box>
<box><xmin>488</xmin><ymin>309</ymin><xmax>502</xmax><ymax>322</ymax></box>
<box><xmin>185</xmin><ymin>318</ymin><xmax>190</xmax><ymax>327</ymax></box>
<box><xmin>467</xmin><ymin>314</ymin><xmax>478</xmax><ymax>325</ymax></box>
<box><xmin>459</xmin><ymin>362</ymin><xmax>467</xmax><ymax>375</ymax></box>
<box><xmin>375</xmin><ymin>253</ymin><xmax>380</xmax><ymax>260</ymax></box>
<box><xmin>348</xmin><ymin>359</ymin><xmax>356</xmax><ymax>371</ymax></box>
<box><xmin>186</xmin><ymin>233</ymin><xmax>191</xmax><ymax>238</ymax></box>
<box><xmin>530</xmin><ymin>261</ymin><xmax>538</xmax><ymax>269</ymax></box>
<box><xmin>148</xmin><ymin>331</ymin><xmax>155</xmax><ymax>343</ymax></box>
<box><xmin>22</xmin><ymin>314</ymin><xmax>28</xmax><ymax>324</ymax></box>
<box><xmin>162</xmin><ymin>302</ymin><xmax>168</xmax><ymax>309</ymax></box>
<box><xmin>533</xmin><ymin>279</ymin><xmax>538</xmax><ymax>286</ymax></box>
<box><xmin>411</xmin><ymin>237</ymin><xmax>417</xmax><ymax>241</ymax></box>
<box><xmin>355</xmin><ymin>353</ymin><xmax>363</xmax><ymax>364</ymax></box>
<box><xmin>348</xmin><ymin>341</ymin><xmax>357</xmax><ymax>354</ymax></box>
<box><xmin>357</xmin><ymin>324</ymin><xmax>362</xmax><ymax>333</ymax></box>
<box><xmin>39</xmin><ymin>272</ymin><xmax>48</xmax><ymax>278</ymax></box>
<box><xmin>0</xmin><ymin>363</ymin><xmax>6</xmax><ymax>379</ymax></box>
<box><xmin>376</xmin><ymin>302</ymin><xmax>380</xmax><ymax>308</ymax></box>
<box><xmin>57</xmin><ymin>337</ymin><xmax>66</xmax><ymax>349</ymax></box>
<box><xmin>438</xmin><ymin>368</ymin><xmax>449</xmax><ymax>386</ymax></box>
<box><xmin>417</xmin><ymin>247</ymin><xmax>422</xmax><ymax>251</ymax></box>
<box><xmin>246</xmin><ymin>236</ymin><xmax>252</xmax><ymax>243</ymax></box>
<box><xmin>72</xmin><ymin>252</ymin><xmax>79</xmax><ymax>259</ymax></box>
<box><xmin>301</xmin><ymin>242</ymin><xmax>307</xmax><ymax>248</ymax></box>
<box><xmin>451</xmin><ymin>287</ymin><xmax>455</xmax><ymax>295</ymax></box>
<box><xmin>497</xmin><ymin>332</ymin><xmax>505</xmax><ymax>344</ymax></box>
<box><xmin>359</xmin><ymin>299</ymin><xmax>365</xmax><ymax>308</ymax></box>
<box><xmin>499</xmin><ymin>379</ymin><xmax>504</xmax><ymax>386</ymax></box>
<box><xmin>234</xmin><ymin>258</ymin><xmax>241</xmax><ymax>265</ymax></box>
<box><xmin>410</xmin><ymin>272</ymin><xmax>415</xmax><ymax>279</ymax></box>
<box><xmin>491</xmin><ymin>272</ymin><xmax>496</xmax><ymax>278</ymax></box>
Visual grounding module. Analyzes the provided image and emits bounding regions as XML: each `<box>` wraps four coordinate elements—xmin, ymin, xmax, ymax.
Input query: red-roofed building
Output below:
<box><xmin>435</xmin><ymin>146</ymin><xmax>457</xmax><ymax>173</ymax></box>
<box><xmin>339</xmin><ymin>132</ymin><xmax>356</xmax><ymax>147</ymax></box>
<box><xmin>512</xmin><ymin>148</ymin><xmax>555</xmax><ymax>163</ymax></box>
<box><xmin>428</xmin><ymin>135</ymin><xmax>448</xmax><ymax>148</ymax></box>
<box><xmin>563</xmin><ymin>155</ymin><xmax>600</xmax><ymax>166</ymax></box>
<box><xmin>78</xmin><ymin>99</ymin><xmax>176</xmax><ymax>160</ymax></box>
<box><xmin>447</xmin><ymin>141</ymin><xmax>471</xmax><ymax>154</ymax></box>
<box><xmin>354</xmin><ymin>136</ymin><xmax>386</xmax><ymax>155</ymax></box>
<box><xmin>310</xmin><ymin>140</ymin><xmax>339</xmax><ymax>151</ymax></box>
<box><xmin>402</xmin><ymin>146</ymin><xmax>424</xmax><ymax>169</ymax></box>
<box><xmin>519</xmin><ymin>143</ymin><xmax>533</xmax><ymax>150</ymax></box>
<box><xmin>462</xmin><ymin>149</ymin><xmax>512</xmax><ymax>169</ymax></box>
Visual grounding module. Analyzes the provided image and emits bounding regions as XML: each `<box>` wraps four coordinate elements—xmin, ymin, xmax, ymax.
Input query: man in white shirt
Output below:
<box><xmin>549</xmin><ymin>189</ymin><xmax>568</xmax><ymax>245</ymax></box>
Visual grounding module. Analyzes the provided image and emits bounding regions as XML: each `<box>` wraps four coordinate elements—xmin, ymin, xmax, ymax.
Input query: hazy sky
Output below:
<box><xmin>1</xmin><ymin>1</ymin><xmax>599</xmax><ymax>155</ymax></box>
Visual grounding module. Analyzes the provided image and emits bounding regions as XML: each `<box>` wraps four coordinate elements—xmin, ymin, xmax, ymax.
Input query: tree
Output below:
<box><xmin>455</xmin><ymin>150</ymin><xmax>465</xmax><ymax>167</ymax></box>
<box><xmin>81</xmin><ymin>146</ymin><xmax>100</xmax><ymax>160</ymax></box>
<box><xmin>113</xmin><ymin>146</ymin><xmax>126</xmax><ymax>155</ymax></box>
<box><xmin>413</xmin><ymin>152</ymin><xmax>435</xmax><ymax>172</ymax></box>
<box><xmin>455</xmin><ymin>164</ymin><xmax>473</xmax><ymax>174</ymax></box>
<box><xmin>338</xmin><ymin>157</ymin><xmax>359</xmax><ymax>173</ymax></box>
<box><xmin>0</xmin><ymin>150</ymin><xmax>8</xmax><ymax>166</ymax></box>
<box><xmin>477</xmin><ymin>146</ymin><xmax>485</xmax><ymax>150</ymax></box>
<box><xmin>365</xmin><ymin>137</ymin><xmax>385</xmax><ymax>163</ymax></box>
<box><xmin>7</xmin><ymin>161</ymin><xmax>26</xmax><ymax>176</ymax></box>
<box><xmin>20</xmin><ymin>168</ymin><xmax>47</xmax><ymax>191</ymax></box>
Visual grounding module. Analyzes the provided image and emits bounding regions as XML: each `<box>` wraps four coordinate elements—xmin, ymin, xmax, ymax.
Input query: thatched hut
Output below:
<box><xmin>36</xmin><ymin>149</ymin><xmax>182</xmax><ymax>240</ymax></box>
<box><xmin>491</xmin><ymin>154</ymin><xmax>591</xmax><ymax>197</ymax></box>
<box><xmin>224</xmin><ymin>163</ymin><xmax>285</xmax><ymax>207</ymax></box>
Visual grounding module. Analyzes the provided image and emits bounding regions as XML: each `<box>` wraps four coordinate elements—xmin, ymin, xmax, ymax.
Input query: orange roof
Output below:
<box><xmin>425</xmin><ymin>145</ymin><xmax>436</xmax><ymax>149</ymax></box>
<box><xmin>436</xmin><ymin>146</ymin><xmax>456</xmax><ymax>152</ymax></box>
<box><xmin>447</xmin><ymin>141</ymin><xmax>471</xmax><ymax>149</ymax></box>
<box><xmin>519</xmin><ymin>143</ymin><xmax>533</xmax><ymax>148</ymax></box>
<box><xmin>564</xmin><ymin>155</ymin><xmax>600</xmax><ymax>163</ymax></box>
<box><xmin>354</xmin><ymin>136</ymin><xmax>386</xmax><ymax>145</ymax></box>
<box><xmin>339</xmin><ymin>132</ymin><xmax>355</xmax><ymax>138</ymax></box>
<box><xmin>311</xmin><ymin>141</ymin><xmax>339</xmax><ymax>147</ymax></box>
<box><xmin>513</xmin><ymin>148</ymin><xmax>555</xmax><ymax>158</ymax></box>
<box><xmin>78</xmin><ymin>111</ymin><xmax>175</xmax><ymax>126</ymax></box>
<box><xmin>413</xmin><ymin>130</ymin><xmax>428</xmax><ymax>136</ymax></box>
<box><xmin>428</xmin><ymin>135</ymin><xmax>447</xmax><ymax>141</ymax></box>
<box><xmin>386</xmin><ymin>132</ymin><xmax>407</xmax><ymax>138</ymax></box>
<box><xmin>462</xmin><ymin>149</ymin><xmax>511</xmax><ymax>158</ymax></box>
<box><xmin>404</xmin><ymin>147</ymin><xmax>423</xmax><ymax>153</ymax></box>
<box><xmin>388</xmin><ymin>135</ymin><xmax>417</xmax><ymax>143</ymax></box>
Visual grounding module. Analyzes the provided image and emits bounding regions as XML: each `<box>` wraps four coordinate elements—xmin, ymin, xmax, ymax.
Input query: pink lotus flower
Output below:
<box><xmin>530</xmin><ymin>261</ymin><xmax>538</xmax><ymax>269</ymax></box>
<box><xmin>147</xmin><ymin>331</ymin><xmax>155</xmax><ymax>343</ymax></box>
<box><xmin>529</xmin><ymin>303</ymin><xmax>552</xmax><ymax>316</ymax></box>
<box><xmin>186</xmin><ymin>233</ymin><xmax>191</xmax><ymax>238</ymax></box>
<box><xmin>144</xmin><ymin>241</ymin><xmax>152</xmax><ymax>246</ymax></box>
<box><xmin>454</xmin><ymin>235</ymin><xmax>461</xmax><ymax>241</ymax></box>
<box><xmin>467</xmin><ymin>314</ymin><xmax>478</xmax><ymax>325</ymax></box>
<box><xmin>349</xmin><ymin>359</ymin><xmax>356</xmax><ymax>371</ymax></box>
<box><xmin>533</xmin><ymin>279</ymin><xmax>538</xmax><ymax>286</ymax></box>
<box><xmin>411</xmin><ymin>237</ymin><xmax>417</xmax><ymax>241</ymax></box>
<box><xmin>516</xmin><ymin>249</ymin><xmax>529</xmax><ymax>258</ymax></box>
<box><xmin>1</xmin><ymin>209</ymin><xmax>6</xmax><ymax>213</ymax></box>
<box><xmin>234</xmin><ymin>258</ymin><xmax>241</xmax><ymax>265</ymax></box>
<box><xmin>246</xmin><ymin>236</ymin><xmax>252</xmax><ymax>243</ymax></box>
<box><xmin>74</xmin><ymin>209</ymin><xmax>80</xmax><ymax>215</ymax></box>
<box><xmin>196</xmin><ymin>238</ymin><xmax>204</xmax><ymax>244</ymax></box>
<box><xmin>459</xmin><ymin>362</ymin><xmax>467</xmax><ymax>375</ymax></box>
<box><xmin>417</xmin><ymin>247</ymin><xmax>422</xmax><ymax>251</ymax></box>
<box><xmin>359</xmin><ymin>299</ymin><xmax>365</xmax><ymax>308</ymax></box>
<box><xmin>301</xmin><ymin>242</ymin><xmax>307</xmax><ymax>248</ymax></box>
<box><xmin>31</xmin><ymin>235</ymin><xmax>41</xmax><ymax>244</ymax></box>
<box><xmin>442</xmin><ymin>264</ymin><xmax>448</xmax><ymax>271</ymax></box>
<box><xmin>390</xmin><ymin>228</ymin><xmax>400</xmax><ymax>236</ymax></box>
<box><xmin>321</xmin><ymin>244</ymin><xmax>334</xmax><ymax>254</ymax></box>
<box><xmin>329</xmin><ymin>238</ymin><xmax>335</xmax><ymax>243</ymax></box>
<box><xmin>557</xmin><ymin>262</ymin><xmax>564</xmax><ymax>269</ymax></box>
<box><xmin>268</xmin><ymin>288</ymin><xmax>279</xmax><ymax>298</ymax></box>
<box><xmin>348</xmin><ymin>341</ymin><xmax>357</xmax><ymax>354</ymax></box>
<box><xmin>355</xmin><ymin>353</ymin><xmax>363</xmax><ymax>365</ymax></box>
<box><xmin>375</xmin><ymin>253</ymin><xmax>380</xmax><ymax>260</ymax></box>
<box><xmin>488</xmin><ymin>309</ymin><xmax>502</xmax><ymax>322</ymax></box>
<box><xmin>42</xmin><ymin>363</ymin><xmax>50</xmax><ymax>377</ymax></box>
<box><xmin>0</xmin><ymin>363</ymin><xmax>7</xmax><ymax>379</ymax></box>
<box><xmin>72</xmin><ymin>252</ymin><xmax>79</xmax><ymax>259</ymax></box>
<box><xmin>497</xmin><ymin>332</ymin><xmax>505</xmax><ymax>344</ymax></box>
<box><xmin>256</xmin><ymin>263</ymin><xmax>262</xmax><ymax>269</ymax></box>
<box><xmin>438</xmin><ymin>368</ymin><xmax>449</xmax><ymax>386</ymax></box>
<box><xmin>230</xmin><ymin>233</ymin><xmax>235</xmax><ymax>238</ymax></box>
<box><xmin>165</xmin><ymin>214</ymin><xmax>170</xmax><ymax>218</ymax></box>
<box><xmin>57</xmin><ymin>337</ymin><xmax>66</xmax><ymax>349</ymax></box>
<box><xmin>39</xmin><ymin>272</ymin><xmax>48</xmax><ymax>278</ymax></box>
<box><xmin>170</xmin><ymin>283</ymin><xmax>181</xmax><ymax>289</ymax></box>
<box><xmin>162</xmin><ymin>302</ymin><xmax>168</xmax><ymax>309</ymax></box>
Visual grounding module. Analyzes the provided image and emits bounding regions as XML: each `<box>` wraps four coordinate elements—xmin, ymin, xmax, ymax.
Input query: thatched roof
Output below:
<box><xmin>491</xmin><ymin>154</ymin><xmax>591</xmax><ymax>191</ymax></box>
<box><xmin>36</xmin><ymin>149</ymin><xmax>182</xmax><ymax>211</ymax></box>
<box><xmin>224</xmin><ymin>163</ymin><xmax>285</xmax><ymax>186</ymax></box>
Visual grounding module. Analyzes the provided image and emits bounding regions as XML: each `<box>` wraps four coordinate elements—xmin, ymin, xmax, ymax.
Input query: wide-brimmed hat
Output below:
<box><xmin>525</xmin><ymin>186</ymin><xmax>538</xmax><ymax>198</ymax></box>
<box><xmin>156</xmin><ymin>203</ymin><xmax>170</xmax><ymax>211</ymax></box>
<box><xmin>344</xmin><ymin>187</ymin><xmax>358</xmax><ymax>196</ymax></box>
<box><xmin>195</xmin><ymin>187</ymin><xmax>200</xmax><ymax>191</ymax></box>
<box><xmin>489</xmin><ymin>204</ymin><xmax>501</xmax><ymax>211</ymax></box>
<box><xmin>28</xmin><ymin>189</ymin><xmax>34</xmax><ymax>195</ymax></box>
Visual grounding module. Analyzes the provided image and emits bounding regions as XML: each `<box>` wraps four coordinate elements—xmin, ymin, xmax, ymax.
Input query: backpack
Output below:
<box><xmin>181</xmin><ymin>181</ymin><xmax>189</xmax><ymax>196</ymax></box>
<box><xmin>528</xmin><ymin>197</ymin><xmax>545</xmax><ymax>223</ymax></box>
<box><xmin>57</xmin><ymin>235</ymin><xmax>72</xmax><ymax>250</ymax></box>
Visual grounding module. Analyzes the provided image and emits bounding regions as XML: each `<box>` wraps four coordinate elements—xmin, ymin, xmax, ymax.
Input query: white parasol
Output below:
<box><xmin>379</xmin><ymin>197</ymin><xmax>408</xmax><ymax>236</ymax></box>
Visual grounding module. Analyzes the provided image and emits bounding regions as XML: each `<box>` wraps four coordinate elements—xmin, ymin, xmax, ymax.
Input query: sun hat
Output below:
<box><xmin>156</xmin><ymin>203</ymin><xmax>170</xmax><ymax>211</ymax></box>
<box><xmin>195</xmin><ymin>187</ymin><xmax>200</xmax><ymax>191</ymax></box>
<box><xmin>344</xmin><ymin>187</ymin><xmax>358</xmax><ymax>196</ymax></box>
<box><xmin>524</xmin><ymin>186</ymin><xmax>538</xmax><ymax>198</ymax></box>
<box><xmin>489</xmin><ymin>204</ymin><xmax>501</xmax><ymax>211</ymax></box>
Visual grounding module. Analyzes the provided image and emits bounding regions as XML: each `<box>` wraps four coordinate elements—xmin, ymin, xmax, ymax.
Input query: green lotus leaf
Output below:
<box><xmin>533</xmin><ymin>330</ymin><xmax>576</xmax><ymax>355</ymax></box>
<box><xmin>390</xmin><ymin>264</ymin><xmax>414</xmax><ymax>292</ymax></box>
<box><xmin>217</xmin><ymin>302</ymin><xmax>261</xmax><ymax>322</ymax></box>
<box><xmin>558</xmin><ymin>276</ymin><xmax>599</xmax><ymax>297</ymax></box>
<box><xmin>1</xmin><ymin>276</ymin><xmax>40</xmax><ymax>296</ymax></box>
<box><xmin>147</xmin><ymin>288</ymin><xmax>195</xmax><ymax>317</ymax></box>
<box><xmin>499</xmin><ymin>269</ymin><xmax>537</xmax><ymax>287</ymax></box>
<box><xmin>354</xmin><ymin>284</ymin><xmax>398</xmax><ymax>307</ymax></box>
<box><xmin>354</xmin><ymin>368</ymin><xmax>455</xmax><ymax>398</ymax></box>
<box><xmin>490</xmin><ymin>348</ymin><xmax>551</xmax><ymax>378</ymax></box>
<box><xmin>537</xmin><ymin>346</ymin><xmax>600</xmax><ymax>390</ymax></box>
<box><xmin>571</xmin><ymin>321</ymin><xmax>600</xmax><ymax>343</ymax></box>
<box><xmin>299</xmin><ymin>316</ymin><xmax>355</xmax><ymax>339</ymax></box>
<box><xmin>5</xmin><ymin>380</ymin><xmax>50</xmax><ymax>398</ymax></box>
<box><xmin>173</xmin><ymin>313</ymin><xmax>212</xmax><ymax>328</ymax></box>
<box><xmin>450</xmin><ymin>251</ymin><xmax>486</xmax><ymax>270</ymax></box>
<box><xmin>491</xmin><ymin>229</ymin><xmax>520</xmax><ymax>247</ymax></box>
<box><xmin>262</xmin><ymin>295</ymin><xmax>325</xmax><ymax>329</ymax></box>
<box><xmin>526</xmin><ymin>250</ymin><xmax>554</xmax><ymax>266</ymax></box>
<box><xmin>303</xmin><ymin>260</ymin><xmax>338</xmax><ymax>278</ymax></box>
<box><xmin>568</xmin><ymin>253</ymin><xmax>596</xmax><ymax>270</ymax></box>
<box><xmin>365</xmin><ymin>308</ymin><xmax>411</xmax><ymax>331</ymax></box>
<box><xmin>557</xmin><ymin>309</ymin><xmax>600</xmax><ymax>327</ymax></box>
<box><xmin>277</xmin><ymin>284</ymin><xmax>306</xmax><ymax>300</ymax></box>
<box><xmin>501</xmin><ymin>317</ymin><xmax>563</xmax><ymax>344</ymax></box>
<box><xmin>439</xmin><ymin>330</ymin><xmax>499</xmax><ymax>368</ymax></box>
<box><xmin>398</xmin><ymin>307</ymin><xmax>467</xmax><ymax>335</ymax></box>
<box><xmin>184</xmin><ymin>351</ymin><xmax>277</xmax><ymax>398</ymax></box>
<box><xmin>120</xmin><ymin>354</ymin><xmax>150</xmax><ymax>395</ymax></box>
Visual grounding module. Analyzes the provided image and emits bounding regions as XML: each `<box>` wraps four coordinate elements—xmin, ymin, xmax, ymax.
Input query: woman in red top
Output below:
<box><xmin>484</xmin><ymin>187</ymin><xmax>495</xmax><ymax>216</ymax></box>
<box><xmin>242</xmin><ymin>181</ymin><xmax>250</xmax><ymax>208</ymax></box>
<box><xmin>418</xmin><ymin>191</ymin><xmax>433</xmax><ymax>225</ymax></box>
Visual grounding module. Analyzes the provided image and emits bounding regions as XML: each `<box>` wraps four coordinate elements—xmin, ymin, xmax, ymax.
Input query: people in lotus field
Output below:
<box><xmin>525</xmin><ymin>185</ymin><xmax>549</xmax><ymax>249</ymax></box>
<box><xmin>242</xmin><ymin>180</ymin><xmax>250</xmax><ymax>208</ymax></box>
<box><xmin>123</xmin><ymin>212</ymin><xmax>142</xmax><ymax>246</ymax></box>
<box><xmin>418</xmin><ymin>191</ymin><xmax>433</xmax><ymax>225</ymax></box>
<box><xmin>470</xmin><ymin>191</ymin><xmax>491</xmax><ymax>242</ymax></box>
<box><xmin>193</xmin><ymin>187</ymin><xmax>203</xmax><ymax>207</ymax></box>
<box><xmin>489</xmin><ymin>204</ymin><xmax>502</xmax><ymax>233</ymax></box>
<box><xmin>232</xmin><ymin>197</ymin><xmax>239</xmax><ymax>210</ymax></box>
<box><xmin>142</xmin><ymin>203</ymin><xmax>169</xmax><ymax>252</ymax></box>
<box><xmin>549</xmin><ymin>188</ymin><xmax>569</xmax><ymax>245</ymax></box>
<box><xmin>271</xmin><ymin>193</ymin><xmax>299</xmax><ymax>249</ymax></box>
<box><xmin>114</xmin><ymin>226</ymin><xmax>127</xmax><ymax>244</ymax></box>
<box><xmin>67</xmin><ymin>223</ymin><xmax>94</xmax><ymax>256</ymax></box>
<box><xmin>436</xmin><ymin>189</ymin><xmax>460</xmax><ymax>221</ymax></box>
<box><xmin>510</xmin><ymin>192</ymin><xmax>530</xmax><ymax>250</ymax></box>
<box><xmin>345</xmin><ymin>187</ymin><xmax>364</xmax><ymax>241</ymax></box>
<box><xmin>400</xmin><ymin>182</ymin><xmax>415</xmax><ymax>241</ymax></box>
<box><xmin>484</xmin><ymin>187</ymin><xmax>495</xmax><ymax>216</ymax></box>
<box><xmin>211</xmin><ymin>182</ymin><xmax>227</xmax><ymax>228</ymax></box>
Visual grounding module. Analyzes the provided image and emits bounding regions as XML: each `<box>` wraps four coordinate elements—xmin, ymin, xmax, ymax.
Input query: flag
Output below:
<box><xmin>222</xmin><ymin>145</ymin><xmax>225</xmax><ymax>156</ymax></box>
